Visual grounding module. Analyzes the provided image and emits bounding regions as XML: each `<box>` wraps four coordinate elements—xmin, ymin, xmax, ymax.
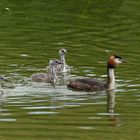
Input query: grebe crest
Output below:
<box><xmin>108</xmin><ymin>55</ymin><xmax>123</xmax><ymax>68</ymax></box>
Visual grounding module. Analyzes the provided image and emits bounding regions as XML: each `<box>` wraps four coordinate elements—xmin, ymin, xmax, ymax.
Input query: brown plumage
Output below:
<box><xmin>67</xmin><ymin>78</ymin><xmax>107</xmax><ymax>92</ymax></box>
<box><xmin>31</xmin><ymin>73</ymin><xmax>52</xmax><ymax>83</ymax></box>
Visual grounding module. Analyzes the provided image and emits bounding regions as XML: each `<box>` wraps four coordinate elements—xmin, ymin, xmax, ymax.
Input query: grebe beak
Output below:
<box><xmin>122</xmin><ymin>59</ymin><xmax>128</xmax><ymax>63</ymax></box>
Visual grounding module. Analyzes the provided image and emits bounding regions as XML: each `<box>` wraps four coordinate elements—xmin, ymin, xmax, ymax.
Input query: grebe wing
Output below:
<box><xmin>67</xmin><ymin>78</ymin><xmax>105</xmax><ymax>91</ymax></box>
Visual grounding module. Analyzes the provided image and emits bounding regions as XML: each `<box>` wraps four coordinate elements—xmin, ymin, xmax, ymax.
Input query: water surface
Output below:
<box><xmin>0</xmin><ymin>0</ymin><xmax>140</xmax><ymax>140</ymax></box>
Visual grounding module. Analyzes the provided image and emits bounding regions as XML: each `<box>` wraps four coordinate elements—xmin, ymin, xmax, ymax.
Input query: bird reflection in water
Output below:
<box><xmin>107</xmin><ymin>90</ymin><xmax>121</xmax><ymax>126</ymax></box>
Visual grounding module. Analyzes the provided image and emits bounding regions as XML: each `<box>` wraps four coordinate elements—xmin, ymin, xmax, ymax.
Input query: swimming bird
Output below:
<box><xmin>67</xmin><ymin>55</ymin><xmax>123</xmax><ymax>92</ymax></box>
<box><xmin>31</xmin><ymin>59</ymin><xmax>61</xmax><ymax>84</ymax></box>
<box><xmin>47</xmin><ymin>48</ymin><xmax>70</xmax><ymax>74</ymax></box>
<box><xmin>57</xmin><ymin>48</ymin><xmax>70</xmax><ymax>73</ymax></box>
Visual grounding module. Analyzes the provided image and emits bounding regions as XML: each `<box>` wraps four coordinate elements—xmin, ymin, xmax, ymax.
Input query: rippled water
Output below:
<box><xmin>0</xmin><ymin>0</ymin><xmax>140</xmax><ymax>140</ymax></box>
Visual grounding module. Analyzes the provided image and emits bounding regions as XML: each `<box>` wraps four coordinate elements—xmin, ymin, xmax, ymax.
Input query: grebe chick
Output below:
<box><xmin>47</xmin><ymin>48</ymin><xmax>70</xmax><ymax>74</ymax></box>
<box><xmin>47</xmin><ymin>48</ymin><xmax>70</xmax><ymax>73</ymax></box>
<box><xmin>67</xmin><ymin>55</ymin><xmax>123</xmax><ymax>92</ymax></box>
<box><xmin>31</xmin><ymin>59</ymin><xmax>61</xmax><ymax>84</ymax></box>
<box><xmin>0</xmin><ymin>76</ymin><xmax>6</xmax><ymax>95</ymax></box>
<box><xmin>57</xmin><ymin>48</ymin><xmax>70</xmax><ymax>73</ymax></box>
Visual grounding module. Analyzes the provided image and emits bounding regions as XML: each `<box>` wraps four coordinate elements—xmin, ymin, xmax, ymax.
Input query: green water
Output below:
<box><xmin>0</xmin><ymin>0</ymin><xmax>140</xmax><ymax>140</ymax></box>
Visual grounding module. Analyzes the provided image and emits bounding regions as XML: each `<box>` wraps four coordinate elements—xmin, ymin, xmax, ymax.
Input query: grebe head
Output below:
<box><xmin>59</xmin><ymin>48</ymin><xmax>67</xmax><ymax>56</ymax></box>
<box><xmin>49</xmin><ymin>58</ymin><xmax>61</xmax><ymax>65</ymax></box>
<box><xmin>108</xmin><ymin>55</ymin><xmax>123</xmax><ymax>69</ymax></box>
<box><xmin>54</xmin><ymin>59</ymin><xmax>62</xmax><ymax>65</ymax></box>
<box><xmin>0</xmin><ymin>76</ymin><xmax>6</xmax><ymax>81</ymax></box>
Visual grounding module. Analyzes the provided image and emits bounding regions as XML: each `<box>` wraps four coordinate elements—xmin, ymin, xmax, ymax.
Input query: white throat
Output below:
<box><xmin>60</xmin><ymin>54</ymin><xmax>66</xmax><ymax>64</ymax></box>
<box><xmin>107</xmin><ymin>68</ymin><xmax>115</xmax><ymax>90</ymax></box>
<box><xmin>60</xmin><ymin>54</ymin><xmax>67</xmax><ymax>72</ymax></box>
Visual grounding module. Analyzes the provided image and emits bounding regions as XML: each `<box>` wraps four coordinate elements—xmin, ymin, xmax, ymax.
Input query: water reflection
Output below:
<box><xmin>107</xmin><ymin>90</ymin><xmax>120</xmax><ymax>126</ymax></box>
<box><xmin>107</xmin><ymin>90</ymin><xmax>115</xmax><ymax>114</ymax></box>
<box><xmin>0</xmin><ymin>96</ymin><xmax>16</xmax><ymax>122</ymax></box>
<box><xmin>0</xmin><ymin>0</ymin><xmax>139</xmax><ymax>139</ymax></box>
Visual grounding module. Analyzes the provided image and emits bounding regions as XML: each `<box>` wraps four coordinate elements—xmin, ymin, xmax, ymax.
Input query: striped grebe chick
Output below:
<box><xmin>31</xmin><ymin>59</ymin><xmax>61</xmax><ymax>84</ymax></box>
<box><xmin>67</xmin><ymin>55</ymin><xmax>123</xmax><ymax>92</ymax></box>
<box><xmin>46</xmin><ymin>48</ymin><xmax>70</xmax><ymax>74</ymax></box>
<box><xmin>57</xmin><ymin>48</ymin><xmax>70</xmax><ymax>73</ymax></box>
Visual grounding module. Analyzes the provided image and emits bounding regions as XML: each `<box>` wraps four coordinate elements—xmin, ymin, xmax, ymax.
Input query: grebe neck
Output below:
<box><xmin>60</xmin><ymin>54</ymin><xmax>67</xmax><ymax>72</ymax></box>
<box><xmin>50</xmin><ymin>65</ymin><xmax>57</xmax><ymax>83</ymax></box>
<box><xmin>107</xmin><ymin>68</ymin><xmax>115</xmax><ymax>90</ymax></box>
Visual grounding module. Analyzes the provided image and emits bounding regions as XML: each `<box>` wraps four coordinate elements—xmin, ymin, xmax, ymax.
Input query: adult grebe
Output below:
<box><xmin>67</xmin><ymin>55</ymin><xmax>123</xmax><ymax>92</ymax></box>
<box><xmin>31</xmin><ymin>59</ymin><xmax>61</xmax><ymax>84</ymax></box>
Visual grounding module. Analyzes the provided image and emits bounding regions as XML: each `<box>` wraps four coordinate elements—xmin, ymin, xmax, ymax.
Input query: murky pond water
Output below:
<box><xmin>0</xmin><ymin>0</ymin><xmax>140</xmax><ymax>140</ymax></box>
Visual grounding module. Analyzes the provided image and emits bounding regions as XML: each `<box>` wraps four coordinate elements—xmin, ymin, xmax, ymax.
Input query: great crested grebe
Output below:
<box><xmin>31</xmin><ymin>59</ymin><xmax>61</xmax><ymax>84</ymax></box>
<box><xmin>67</xmin><ymin>55</ymin><xmax>123</xmax><ymax>92</ymax></box>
